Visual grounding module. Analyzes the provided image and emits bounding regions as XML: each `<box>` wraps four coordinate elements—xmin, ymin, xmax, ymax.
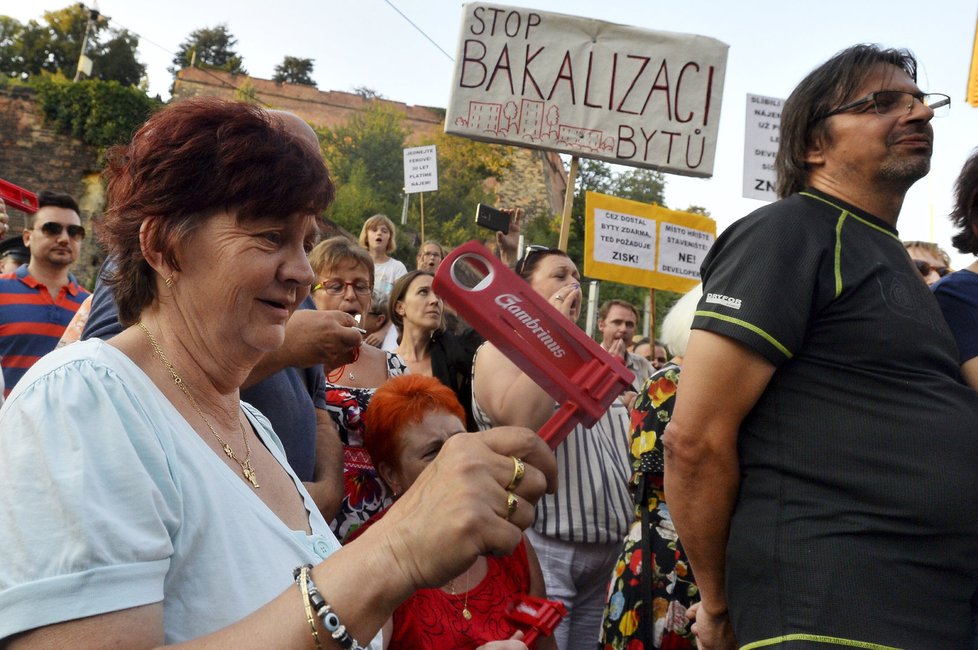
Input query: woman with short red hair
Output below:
<box><xmin>361</xmin><ymin>374</ymin><xmax>556</xmax><ymax>650</ymax></box>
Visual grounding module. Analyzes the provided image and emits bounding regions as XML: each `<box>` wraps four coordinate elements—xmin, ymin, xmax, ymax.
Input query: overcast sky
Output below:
<box><xmin>6</xmin><ymin>0</ymin><xmax>978</xmax><ymax>267</ymax></box>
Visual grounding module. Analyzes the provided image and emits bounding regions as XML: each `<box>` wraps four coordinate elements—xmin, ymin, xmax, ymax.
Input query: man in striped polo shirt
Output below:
<box><xmin>0</xmin><ymin>190</ymin><xmax>90</xmax><ymax>397</ymax></box>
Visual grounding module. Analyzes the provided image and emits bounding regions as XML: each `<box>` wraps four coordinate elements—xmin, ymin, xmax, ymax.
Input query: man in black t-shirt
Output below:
<box><xmin>664</xmin><ymin>45</ymin><xmax>978</xmax><ymax>649</ymax></box>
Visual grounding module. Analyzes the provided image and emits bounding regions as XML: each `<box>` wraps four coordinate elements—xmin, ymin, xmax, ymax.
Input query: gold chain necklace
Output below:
<box><xmin>137</xmin><ymin>322</ymin><xmax>260</xmax><ymax>488</ymax></box>
<box><xmin>447</xmin><ymin>573</ymin><xmax>472</xmax><ymax>620</ymax></box>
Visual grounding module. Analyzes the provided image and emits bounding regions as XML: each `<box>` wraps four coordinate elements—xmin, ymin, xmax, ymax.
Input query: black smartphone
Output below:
<box><xmin>475</xmin><ymin>203</ymin><xmax>509</xmax><ymax>234</ymax></box>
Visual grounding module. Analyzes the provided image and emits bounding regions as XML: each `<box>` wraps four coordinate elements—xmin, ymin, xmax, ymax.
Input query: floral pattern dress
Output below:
<box><xmin>326</xmin><ymin>351</ymin><xmax>407</xmax><ymax>543</ymax></box>
<box><xmin>599</xmin><ymin>363</ymin><xmax>698</xmax><ymax>650</ymax></box>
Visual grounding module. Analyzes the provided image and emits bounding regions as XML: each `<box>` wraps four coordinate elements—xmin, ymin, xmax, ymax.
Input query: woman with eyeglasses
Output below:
<box><xmin>389</xmin><ymin>270</ymin><xmax>481</xmax><ymax>430</ymax></box>
<box><xmin>471</xmin><ymin>245</ymin><xmax>633</xmax><ymax>650</ymax></box>
<box><xmin>308</xmin><ymin>236</ymin><xmax>409</xmax><ymax>544</ymax></box>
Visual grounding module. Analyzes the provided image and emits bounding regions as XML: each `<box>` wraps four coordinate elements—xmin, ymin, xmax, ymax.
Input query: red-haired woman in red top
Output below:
<box><xmin>361</xmin><ymin>374</ymin><xmax>557</xmax><ymax>650</ymax></box>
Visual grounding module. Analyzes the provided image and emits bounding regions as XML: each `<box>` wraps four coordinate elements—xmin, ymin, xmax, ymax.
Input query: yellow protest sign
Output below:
<box><xmin>584</xmin><ymin>191</ymin><xmax>715</xmax><ymax>292</ymax></box>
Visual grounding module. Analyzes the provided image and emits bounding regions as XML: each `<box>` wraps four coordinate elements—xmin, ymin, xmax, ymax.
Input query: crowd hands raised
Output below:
<box><xmin>4</xmin><ymin>40</ymin><xmax>978</xmax><ymax>650</ymax></box>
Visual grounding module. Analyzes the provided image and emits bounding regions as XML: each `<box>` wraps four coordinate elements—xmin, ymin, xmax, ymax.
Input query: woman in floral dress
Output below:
<box><xmin>599</xmin><ymin>287</ymin><xmax>702</xmax><ymax>650</ymax></box>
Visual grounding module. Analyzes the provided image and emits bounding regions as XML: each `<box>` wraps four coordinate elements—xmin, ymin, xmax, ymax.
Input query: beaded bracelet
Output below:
<box><xmin>293</xmin><ymin>564</ymin><xmax>366</xmax><ymax>650</ymax></box>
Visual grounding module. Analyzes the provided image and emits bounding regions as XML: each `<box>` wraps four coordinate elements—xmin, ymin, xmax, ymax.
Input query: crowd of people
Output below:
<box><xmin>0</xmin><ymin>40</ymin><xmax>977</xmax><ymax>650</ymax></box>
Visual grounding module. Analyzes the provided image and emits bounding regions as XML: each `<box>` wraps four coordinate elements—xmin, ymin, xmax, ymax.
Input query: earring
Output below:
<box><xmin>164</xmin><ymin>275</ymin><xmax>174</xmax><ymax>288</ymax></box>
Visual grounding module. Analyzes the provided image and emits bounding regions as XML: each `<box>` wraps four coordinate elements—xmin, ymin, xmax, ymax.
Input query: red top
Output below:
<box><xmin>390</xmin><ymin>538</ymin><xmax>531</xmax><ymax>649</ymax></box>
<box><xmin>350</xmin><ymin>508</ymin><xmax>533</xmax><ymax>649</ymax></box>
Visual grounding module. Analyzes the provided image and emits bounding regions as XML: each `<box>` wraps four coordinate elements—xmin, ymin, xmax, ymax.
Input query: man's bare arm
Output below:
<box><xmin>662</xmin><ymin>330</ymin><xmax>775</xmax><ymax>648</ymax></box>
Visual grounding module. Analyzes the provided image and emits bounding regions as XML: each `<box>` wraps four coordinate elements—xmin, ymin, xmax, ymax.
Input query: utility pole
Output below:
<box><xmin>73</xmin><ymin>4</ymin><xmax>100</xmax><ymax>82</ymax></box>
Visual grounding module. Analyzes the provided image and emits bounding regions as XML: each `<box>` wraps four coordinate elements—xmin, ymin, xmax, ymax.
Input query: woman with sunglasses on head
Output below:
<box><xmin>389</xmin><ymin>270</ymin><xmax>481</xmax><ymax>430</ymax></box>
<box><xmin>0</xmin><ymin>98</ymin><xmax>559</xmax><ymax>648</ymax></box>
<box><xmin>472</xmin><ymin>245</ymin><xmax>633</xmax><ymax>650</ymax></box>
<box><xmin>308</xmin><ymin>236</ymin><xmax>409</xmax><ymax>544</ymax></box>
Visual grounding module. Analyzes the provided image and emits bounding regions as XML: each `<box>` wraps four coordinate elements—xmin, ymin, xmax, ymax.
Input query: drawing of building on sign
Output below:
<box><xmin>466</xmin><ymin>102</ymin><xmax>501</xmax><ymax>134</ymax></box>
<box><xmin>518</xmin><ymin>99</ymin><xmax>544</xmax><ymax>140</ymax></box>
<box><xmin>556</xmin><ymin>124</ymin><xmax>604</xmax><ymax>153</ymax></box>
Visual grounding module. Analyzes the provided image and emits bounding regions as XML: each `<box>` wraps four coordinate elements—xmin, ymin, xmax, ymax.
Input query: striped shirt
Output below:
<box><xmin>473</xmin><ymin>345</ymin><xmax>633</xmax><ymax>544</ymax></box>
<box><xmin>0</xmin><ymin>265</ymin><xmax>90</xmax><ymax>396</ymax></box>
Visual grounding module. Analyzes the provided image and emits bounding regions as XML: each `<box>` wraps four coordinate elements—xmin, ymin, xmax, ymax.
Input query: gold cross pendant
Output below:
<box><xmin>243</xmin><ymin>466</ymin><xmax>260</xmax><ymax>488</ymax></box>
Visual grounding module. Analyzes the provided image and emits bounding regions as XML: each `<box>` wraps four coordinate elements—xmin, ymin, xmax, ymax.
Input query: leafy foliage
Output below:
<box><xmin>273</xmin><ymin>56</ymin><xmax>316</xmax><ymax>86</ymax></box>
<box><xmin>0</xmin><ymin>6</ymin><xmax>145</xmax><ymax>86</ymax></box>
<box><xmin>171</xmin><ymin>24</ymin><xmax>246</xmax><ymax>76</ymax></box>
<box><xmin>32</xmin><ymin>76</ymin><xmax>160</xmax><ymax>147</ymax></box>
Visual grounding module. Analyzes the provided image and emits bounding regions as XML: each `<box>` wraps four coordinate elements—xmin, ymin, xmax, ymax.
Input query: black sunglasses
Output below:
<box><xmin>38</xmin><ymin>222</ymin><xmax>86</xmax><ymax>240</ymax></box>
<box><xmin>914</xmin><ymin>259</ymin><xmax>950</xmax><ymax>278</ymax></box>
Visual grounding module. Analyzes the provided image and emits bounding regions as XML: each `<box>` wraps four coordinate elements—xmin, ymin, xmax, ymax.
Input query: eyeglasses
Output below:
<box><xmin>312</xmin><ymin>279</ymin><xmax>372</xmax><ymax>296</ymax></box>
<box><xmin>913</xmin><ymin>259</ymin><xmax>950</xmax><ymax>278</ymax></box>
<box><xmin>820</xmin><ymin>91</ymin><xmax>950</xmax><ymax>120</ymax></box>
<box><xmin>37</xmin><ymin>222</ymin><xmax>86</xmax><ymax>240</ymax></box>
<box><xmin>515</xmin><ymin>244</ymin><xmax>550</xmax><ymax>277</ymax></box>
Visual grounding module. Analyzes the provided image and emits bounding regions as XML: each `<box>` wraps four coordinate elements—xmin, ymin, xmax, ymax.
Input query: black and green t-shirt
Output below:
<box><xmin>694</xmin><ymin>188</ymin><xmax>978</xmax><ymax>648</ymax></box>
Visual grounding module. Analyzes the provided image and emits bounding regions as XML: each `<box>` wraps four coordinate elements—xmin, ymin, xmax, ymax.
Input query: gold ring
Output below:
<box><xmin>505</xmin><ymin>491</ymin><xmax>519</xmax><ymax>521</ymax></box>
<box><xmin>506</xmin><ymin>456</ymin><xmax>525</xmax><ymax>491</ymax></box>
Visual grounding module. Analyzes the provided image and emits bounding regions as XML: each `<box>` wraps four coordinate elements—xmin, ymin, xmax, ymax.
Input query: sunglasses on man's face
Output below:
<box><xmin>37</xmin><ymin>222</ymin><xmax>86</xmax><ymax>240</ymax></box>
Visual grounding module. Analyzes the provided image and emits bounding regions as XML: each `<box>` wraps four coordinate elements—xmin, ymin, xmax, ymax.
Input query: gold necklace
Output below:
<box><xmin>137</xmin><ymin>322</ymin><xmax>260</xmax><ymax>488</ymax></box>
<box><xmin>447</xmin><ymin>573</ymin><xmax>472</xmax><ymax>620</ymax></box>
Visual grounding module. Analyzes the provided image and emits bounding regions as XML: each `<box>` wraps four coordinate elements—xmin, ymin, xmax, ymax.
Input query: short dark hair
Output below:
<box><xmin>598</xmin><ymin>299</ymin><xmax>638</xmax><ymax>322</ymax></box>
<box><xmin>34</xmin><ymin>190</ymin><xmax>80</xmax><ymax>226</ymax></box>
<box><xmin>100</xmin><ymin>97</ymin><xmax>334</xmax><ymax>325</ymax></box>
<box><xmin>775</xmin><ymin>44</ymin><xmax>918</xmax><ymax>199</ymax></box>
<box><xmin>950</xmin><ymin>149</ymin><xmax>978</xmax><ymax>255</ymax></box>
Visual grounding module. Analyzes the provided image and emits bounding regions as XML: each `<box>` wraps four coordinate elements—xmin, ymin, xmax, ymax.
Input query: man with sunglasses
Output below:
<box><xmin>664</xmin><ymin>45</ymin><xmax>978</xmax><ymax>649</ymax></box>
<box><xmin>0</xmin><ymin>190</ymin><xmax>90</xmax><ymax>397</ymax></box>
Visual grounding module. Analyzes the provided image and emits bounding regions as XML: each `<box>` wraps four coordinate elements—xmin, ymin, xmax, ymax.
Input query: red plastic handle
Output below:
<box><xmin>0</xmin><ymin>179</ymin><xmax>38</xmax><ymax>214</ymax></box>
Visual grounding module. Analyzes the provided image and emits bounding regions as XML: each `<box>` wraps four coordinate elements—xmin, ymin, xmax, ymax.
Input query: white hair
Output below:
<box><xmin>660</xmin><ymin>284</ymin><xmax>702</xmax><ymax>359</ymax></box>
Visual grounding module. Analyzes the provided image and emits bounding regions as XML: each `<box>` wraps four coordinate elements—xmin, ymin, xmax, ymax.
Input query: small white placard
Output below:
<box><xmin>403</xmin><ymin>145</ymin><xmax>438</xmax><ymax>194</ymax></box>
<box><xmin>742</xmin><ymin>93</ymin><xmax>784</xmax><ymax>201</ymax></box>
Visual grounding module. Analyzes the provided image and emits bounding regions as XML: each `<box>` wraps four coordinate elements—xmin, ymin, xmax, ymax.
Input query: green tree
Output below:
<box><xmin>273</xmin><ymin>56</ymin><xmax>315</xmax><ymax>86</ymax></box>
<box><xmin>92</xmin><ymin>29</ymin><xmax>144</xmax><ymax>86</ymax></box>
<box><xmin>33</xmin><ymin>76</ymin><xmax>160</xmax><ymax>147</ymax></box>
<box><xmin>320</xmin><ymin>105</ymin><xmax>408</xmax><ymax>240</ymax></box>
<box><xmin>171</xmin><ymin>24</ymin><xmax>246</xmax><ymax>76</ymax></box>
<box><xmin>0</xmin><ymin>6</ymin><xmax>145</xmax><ymax>86</ymax></box>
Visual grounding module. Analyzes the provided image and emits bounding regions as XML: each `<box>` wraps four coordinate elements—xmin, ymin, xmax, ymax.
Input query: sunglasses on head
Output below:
<box><xmin>38</xmin><ymin>222</ymin><xmax>86</xmax><ymax>240</ymax></box>
<box><xmin>913</xmin><ymin>259</ymin><xmax>949</xmax><ymax>278</ymax></box>
<box><xmin>515</xmin><ymin>244</ymin><xmax>551</xmax><ymax>276</ymax></box>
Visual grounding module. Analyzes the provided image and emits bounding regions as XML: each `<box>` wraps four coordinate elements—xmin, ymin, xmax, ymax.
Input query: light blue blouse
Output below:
<box><xmin>0</xmin><ymin>339</ymin><xmax>341</xmax><ymax>643</ymax></box>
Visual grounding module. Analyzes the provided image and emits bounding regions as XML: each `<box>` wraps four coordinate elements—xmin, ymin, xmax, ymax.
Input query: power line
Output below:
<box><xmin>381</xmin><ymin>0</ymin><xmax>455</xmax><ymax>63</ymax></box>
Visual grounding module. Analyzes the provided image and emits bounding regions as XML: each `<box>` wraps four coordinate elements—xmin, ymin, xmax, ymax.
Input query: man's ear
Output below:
<box><xmin>375</xmin><ymin>313</ymin><xmax>388</xmax><ymax>328</ymax></box>
<box><xmin>804</xmin><ymin>132</ymin><xmax>826</xmax><ymax>167</ymax></box>
<box><xmin>377</xmin><ymin>461</ymin><xmax>402</xmax><ymax>496</ymax></box>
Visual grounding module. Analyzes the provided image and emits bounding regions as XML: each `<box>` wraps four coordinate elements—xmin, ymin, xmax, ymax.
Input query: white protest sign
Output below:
<box><xmin>657</xmin><ymin>222</ymin><xmax>714</xmax><ymax>280</ymax></box>
<box><xmin>593</xmin><ymin>209</ymin><xmax>656</xmax><ymax>272</ymax></box>
<box><xmin>446</xmin><ymin>3</ymin><xmax>729</xmax><ymax>178</ymax></box>
<box><xmin>403</xmin><ymin>145</ymin><xmax>438</xmax><ymax>193</ymax></box>
<box><xmin>742</xmin><ymin>93</ymin><xmax>783</xmax><ymax>201</ymax></box>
